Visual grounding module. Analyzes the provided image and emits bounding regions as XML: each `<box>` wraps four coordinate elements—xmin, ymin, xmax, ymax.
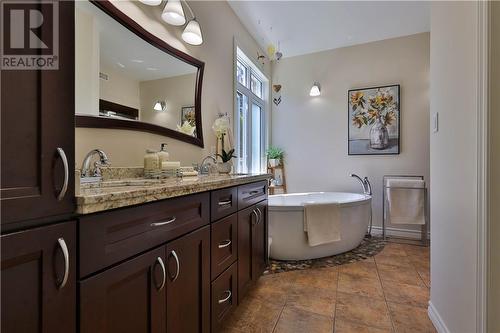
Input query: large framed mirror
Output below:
<box><xmin>75</xmin><ymin>0</ymin><xmax>205</xmax><ymax>147</ymax></box>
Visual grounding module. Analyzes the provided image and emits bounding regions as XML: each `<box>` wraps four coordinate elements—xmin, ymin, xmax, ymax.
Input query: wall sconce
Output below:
<box><xmin>153</xmin><ymin>101</ymin><xmax>167</xmax><ymax>112</ymax></box>
<box><xmin>309</xmin><ymin>82</ymin><xmax>321</xmax><ymax>97</ymax></box>
<box><xmin>141</xmin><ymin>0</ymin><xmax>203</xmax><ymax>45</ymax></box>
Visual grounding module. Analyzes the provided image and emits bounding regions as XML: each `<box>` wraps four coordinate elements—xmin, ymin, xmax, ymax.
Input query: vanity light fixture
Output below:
<box><xmin>153</xmin><ymin>101</ymin><xmax>167</xmax><ymax>112</ymax></box>
<box><xmin>161</xmin><ymin>0</ymin><xmax>186</xmax><ymax>26</ymax></box>
<box><xmin>309</xmin><ymin>82</ymin><xmax>321</xmax><ymax>97</ymax></box>
<box><xmin>182</xmin><ymin>18</ymin><xmax>203</xmax><ymax>45</ymax></box>
<box><xmin>139</xmin><ymin>0</ymin><xmax>162</xmax><ymax>5</ymax></box>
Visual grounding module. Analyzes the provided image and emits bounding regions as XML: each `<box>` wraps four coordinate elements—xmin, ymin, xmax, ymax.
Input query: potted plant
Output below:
<box><xmin>266</xmin><ymin>146</ymin><xmax>284</xmax><ymax>167</ymax></box>
<box><xmin>216</xmin><ymin>148</ymin><xmax>237</xmax><ymax>174</ymax></box>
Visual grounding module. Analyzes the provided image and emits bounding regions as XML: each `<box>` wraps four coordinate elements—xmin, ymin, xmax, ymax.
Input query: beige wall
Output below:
<box><xmin>140</xmin><ymin>73</ymin><xmax>196</xmax><ymax>129</ymax></box>
<box><xmin>489</xmin><ymin>2</ymin><xmax>500</xmax><ymax>331</ymax></box>
<box><xmin>75</xmin><ymin>1</ymin><xmax>270</xmax><ymax>168</ymax></box>
<box><xmin>100</xmin><ymin>63</ymin><xmax>140</xmax><ymax>110</ymax></box>
<box><xmin>271</xmin><ymin>33</ymin><xmax>430</xmax><ymax>233</ymax></box>
<box><xmin>429</xmin><ymin>2</ymin><xmax>478</xmax><ymax>332</ymax></box>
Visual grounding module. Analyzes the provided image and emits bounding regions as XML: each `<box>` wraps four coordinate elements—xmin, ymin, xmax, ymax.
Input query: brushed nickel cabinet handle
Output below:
<box><xmin>218</xmin><ymin>290</ymin><xmax>232</xmax><ymax>304</ymax></box>
<box><xmin>251</xmin><ymin>209</ymin><xmax>258</xmax><ymax>225</ymax></box>
<box><xmin>56</xmin><ymin>148</ymin><xmax>69</xmax><ymax>201</ymax></box>
<box><xmin>218</xmin><ymin>200</ymin><xmax>232</xmax><ymax>206</ymax></box>
<box><xmin>256</xmin><ymin>208</ymin><xmax>262</xmax><ymax>224</ymax></box>
<box><xmin>169</xmin><ymin>250</ymin><xmax>180</xmax><ymax>282</ymax></box>
<box><xmin>151</xmin><ymin>217</ymin><xmax>176</xmax><ymax>227</ymax></box>
<box><xmin>218</xmin><ymin>239</ymin><xmax>232</xmax><ymax>249</ymax></box>
<box><xmin>248</xmin><ymin>190</ymin><xmax>260</xmax><ymax>196</ymax></box>
<box><xmin>156</xmin><ymin>257</ymin><xmax>166</xmax><ymax>291</ymax></box>
<box><xmin>57</xmin><ymin>238</ymin><xmax>69</xmax><ymax>289</ymax></box>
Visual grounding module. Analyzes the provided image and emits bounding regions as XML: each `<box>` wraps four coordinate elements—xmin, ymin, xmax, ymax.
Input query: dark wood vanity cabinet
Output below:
<box><xmin>237</xmin><ymin>200</ymin><xmax>268</xmax><ymax>302</ymax></box>
<box><xmin>1</xmin><ymin>221</ymin><xmax>77</xmax><ymax>333</ymax></box>
<box><xmin>80</xmin><ymin>246</ymin><xmax>167</xmax><ymax>333</ymax></box>
<box><xmin>0</xmin><ymin>0</ymin><xmax>75</xmax><ymax>230</ymax></box>
<box><xmin>80</xmin><ymin>225</ymin><xmax>211</xmax><ymax>333</ymax></box>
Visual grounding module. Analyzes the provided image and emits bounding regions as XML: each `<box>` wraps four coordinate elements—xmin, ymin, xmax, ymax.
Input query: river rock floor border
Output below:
<box><xmin>264</xmin><ymin>236</ymin><xmax>387</xmax><ymax>274</ymax></box>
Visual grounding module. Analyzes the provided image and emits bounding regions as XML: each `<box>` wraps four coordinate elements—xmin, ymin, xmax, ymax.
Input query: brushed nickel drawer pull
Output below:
<box><xmin>248</xmin><ymin>190</ymin><xmax>260</xmax><ymax>196</ymax></box>
<box><xmin>156</xmin><ymin>257</ymin><xmax>166</xmax><ymax>291</ymax></box>
<box><xmin>218</xmin><ymin>290</ymin><xmax>232</xmax><ymax>304</ymax></box>
<box><xmin>218</xmin><ymin>200</ymin><xmax>232</xmax><ymax>206</ymax></box>
<box><xmin>57</xmin><ymin>238</ymin><xmax>69</xmax><ymax>289</ymax></box>
<box><xmin>151</xmin><ymin>217</ymin><xmax>176</xmax><ymax>227</ymax></box>
<box><xmin>169</xmin><ymin>250</ymin><xmax>180</xmax><ymax>282</ymax></box>
<box><xmin>218</xmin><ymin>239</ymin><xmax>232</xmax><ymax>249</ymax></box>
<box><xmin>56</xmin><ymin>148</ymin><xmax>69</xmax><ymax>201</ymax></box>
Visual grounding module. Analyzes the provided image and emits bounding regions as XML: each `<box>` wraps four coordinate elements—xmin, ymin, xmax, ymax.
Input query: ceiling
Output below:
<box><xmin>228</xmin><ymin>1</ymin><xmax>430</xmax><ymax>58</ymax></box>
<box><xmin>77</xmin><ymin>1</ymin><xmax>196</xmax><ymax>82</ymax></box>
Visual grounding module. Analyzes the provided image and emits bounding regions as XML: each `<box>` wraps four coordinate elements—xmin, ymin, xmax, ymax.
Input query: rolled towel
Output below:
<box><xmin>303</xmin><ymin>202</ymin><xmax>341</xmax><ymax>246</ymax></box>
<box><xmin>386</xmin><ymin>179</ymin><xmax>425</xmax><ymax>225</ymax></box>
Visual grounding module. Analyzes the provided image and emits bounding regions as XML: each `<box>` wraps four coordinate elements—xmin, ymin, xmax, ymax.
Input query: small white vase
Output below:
<box><xmin>269</xmin><ymin>159</ymin><xmax>280</xmax><ymax>167</ymax></box>
<box><xmin>217</xmin><ymin>161</ymin><xmax>232</xmax><ymax>174</ymax></box>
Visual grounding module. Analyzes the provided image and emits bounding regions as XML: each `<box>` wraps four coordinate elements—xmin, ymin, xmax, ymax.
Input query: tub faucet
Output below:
<box><xmin>350</xmin><ymin>174</ymin><xmax>372</xmax><ymax>195</ymax></box>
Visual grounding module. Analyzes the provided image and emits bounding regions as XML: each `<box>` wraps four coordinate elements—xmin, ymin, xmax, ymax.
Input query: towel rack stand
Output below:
<box><xmin>382</xmin><ymin>175</ymin><xmax>429</xmax><ymax>246</ymax></box>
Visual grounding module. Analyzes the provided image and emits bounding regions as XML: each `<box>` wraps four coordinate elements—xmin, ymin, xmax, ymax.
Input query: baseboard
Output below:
<box><xmin>371</xmin><ymin>225</ymin><xmax>430</xmax><ymax>239</ymax></box>
<box><xmin>428</xmin><ymin>301</ymin><xmax>450</xmax><ymax>333</ymax></box>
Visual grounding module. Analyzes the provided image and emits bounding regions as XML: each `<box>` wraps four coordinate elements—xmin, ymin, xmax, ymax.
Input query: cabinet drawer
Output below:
<box><xmin>211</xmin><ymin>262</ymin><xmax>238</xmax><ymax>333</ymax></box>
<box><xmin>211</xmin><ymin>214</ymin><xmax>237</xmax><ymax>280</ymax></box>
<box><xmin>238</xmin><ymin>181</ymin><xmax>268</xmax><ymax>210</ymax></box>
<box><xmin>211</xmin><ymin>187</ymin><xmax>238</xmax><ymax>222</ymax></box>
<box><xmin>79</xmin><ymin>192</ymin><xmax>209</xmax><ymax>278</ymax></box>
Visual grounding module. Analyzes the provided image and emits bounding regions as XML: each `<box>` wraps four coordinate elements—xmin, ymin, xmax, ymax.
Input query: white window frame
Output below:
<box><xmin>233</xmin><ymin>42</ymin><xmax>269</xmax><ymax>174</ymax></box>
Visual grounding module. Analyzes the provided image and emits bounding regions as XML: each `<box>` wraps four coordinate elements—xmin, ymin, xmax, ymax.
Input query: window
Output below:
<box><xmin>234</xmin><ymin>47</ymin><xmax>268</xmax><ymax>174</ymax></box>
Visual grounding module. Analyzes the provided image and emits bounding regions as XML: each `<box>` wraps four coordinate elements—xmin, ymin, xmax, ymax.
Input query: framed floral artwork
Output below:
<box><xmin>348</xmin><ymin>84</ymin><xmax>400</xmax><ymax>155</ymax></box>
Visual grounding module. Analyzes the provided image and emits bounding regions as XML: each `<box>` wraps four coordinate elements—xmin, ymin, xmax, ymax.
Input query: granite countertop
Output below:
<box><xmin>76</xmin><ymin>173</ymin><xmax>271</xmax><ymax>214</ymax></box>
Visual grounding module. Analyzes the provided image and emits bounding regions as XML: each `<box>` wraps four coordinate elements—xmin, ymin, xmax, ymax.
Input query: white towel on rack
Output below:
<box><xmin>386</xmin><ymin>179</ymin><xmax>425</xmax><ymax>225</ymax></box>
<box><xmin>303</xmin><ymin>202</ymin><xmax>341</xmax><ymax>246</ymax></box>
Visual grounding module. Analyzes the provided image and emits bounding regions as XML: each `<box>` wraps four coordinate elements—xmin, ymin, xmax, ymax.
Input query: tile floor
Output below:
<box><xmin>222</xmin><ymin>242</ymin><xmax>435</xmax><ymax>333</ymax></box>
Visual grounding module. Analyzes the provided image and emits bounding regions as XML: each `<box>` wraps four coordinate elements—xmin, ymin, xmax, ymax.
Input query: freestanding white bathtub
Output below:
<box><xmin>269</xmin><ymin>192</ymin><xmax>371</xmax><ymax>260</ymax></box>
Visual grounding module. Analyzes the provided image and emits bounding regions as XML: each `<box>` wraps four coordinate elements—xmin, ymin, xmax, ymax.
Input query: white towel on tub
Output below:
<box><xmin>303</xmin><ymin>202</ymin><xmax>341</xmax><ymax>246</ymax></box>
<box><xmin>386</xmin><ymin>179</ymin><xmax>425</xmax><ymax>225</ymax></box>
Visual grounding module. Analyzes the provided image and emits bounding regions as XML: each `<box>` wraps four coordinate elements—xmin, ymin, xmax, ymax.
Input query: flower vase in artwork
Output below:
<box><xmin>369</xmin><ymin>117</ymin><xmax>389</xmax><ymax>149</ymax></box>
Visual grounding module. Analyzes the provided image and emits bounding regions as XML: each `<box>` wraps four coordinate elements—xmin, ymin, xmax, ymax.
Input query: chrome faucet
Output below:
<box><xmin>81</xmin><ymin>149</ymin><xmax>110</xmax><ymax>179</ymax></box>
<box><xmin>350</xmin><ymin>173</ymin><xmax>372</xmax><ymax>195</ymax></box>
<box><xmin>199</xmin><ymin>155</ymin><xmax>217</xmax><ymax>175</ymax></box>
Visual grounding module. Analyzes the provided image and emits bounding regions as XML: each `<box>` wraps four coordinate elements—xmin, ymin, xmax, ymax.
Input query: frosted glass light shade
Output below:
<box><xmin>161</xmin><ymin>0</ymin><xmax>186</xmax><ymax>26</ymax></box>
<box><xmin>182</xmin><ymin>19</ymin><xmax>203</xmax><ymax>45</ymax></box>
<box><xmin>309</xmin><ymin>83</ymin><xmax>321</xmax><ymax>96</ymax></box>
<box><xmin>153</xmin><ymin>101</ymin><xmax>167</xmax><ymax>112</ymax></box>
<box><xmin>139</xmin><ymin>0</ymin><xmax>162</xmax><ymax>6</ymax></box>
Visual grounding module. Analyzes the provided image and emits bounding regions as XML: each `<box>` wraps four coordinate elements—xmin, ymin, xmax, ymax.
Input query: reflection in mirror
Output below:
<box><xmin>75</xmin><ymin>1</ymin><xmax>200</xmax><ymax>138</ymax></box>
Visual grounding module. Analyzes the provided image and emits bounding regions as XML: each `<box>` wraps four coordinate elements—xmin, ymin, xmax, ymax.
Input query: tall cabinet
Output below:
<box><xmin>0</xmin><ymin>1</ymin><xmax>77</xmax><ymax>333</ymax></box>
<box><xmin>0</xmin><ymin>0</ymin><xmax>75</xmax><ymax>231</ymax></box>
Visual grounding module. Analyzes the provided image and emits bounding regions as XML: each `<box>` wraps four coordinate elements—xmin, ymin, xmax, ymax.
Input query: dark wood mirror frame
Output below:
<box><xmin>75</xmin><ymin>0</ymin><xmax>205</xmax><ymax>148</ymax></box>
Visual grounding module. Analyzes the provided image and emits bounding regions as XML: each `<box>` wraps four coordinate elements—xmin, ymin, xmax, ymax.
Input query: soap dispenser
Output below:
<box><xmin>157</xmin><ymin>143</ymin><xmax>170</xmax><ymax>166</ymax></box>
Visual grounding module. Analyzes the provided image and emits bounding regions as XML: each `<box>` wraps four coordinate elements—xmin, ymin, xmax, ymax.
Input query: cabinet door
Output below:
<box><xmin>166</xmin><ymin>226</ymin><xmax>210</xmax><ymax>333</ymax></box>
<box><xmin>237</xmin><ymin>205</ymin><xmax>258</xmax><ymax>301</ymax></box>
<box><xmin>0</xmin><ymin>0</ymin><xmax>75</xmax><ymax>229</ymax></box>
<box><xmin>253</xmin><ymin>200</ymin><xmax>268</xmax><ymax>278</ymax></box>
<box><xmin>1</xmin><ymin>221</ymin><xmax>76</xmax><ymax>333</ymax></box>
<box><xmin>80</xmin><ymin>246</ymin><xmax>166</xmax><ymax>333</ymax></box>
<box><xmin>237</xmin><ymin>201</ymin><xmax>268</xmax><ymax>302</ymax></box>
